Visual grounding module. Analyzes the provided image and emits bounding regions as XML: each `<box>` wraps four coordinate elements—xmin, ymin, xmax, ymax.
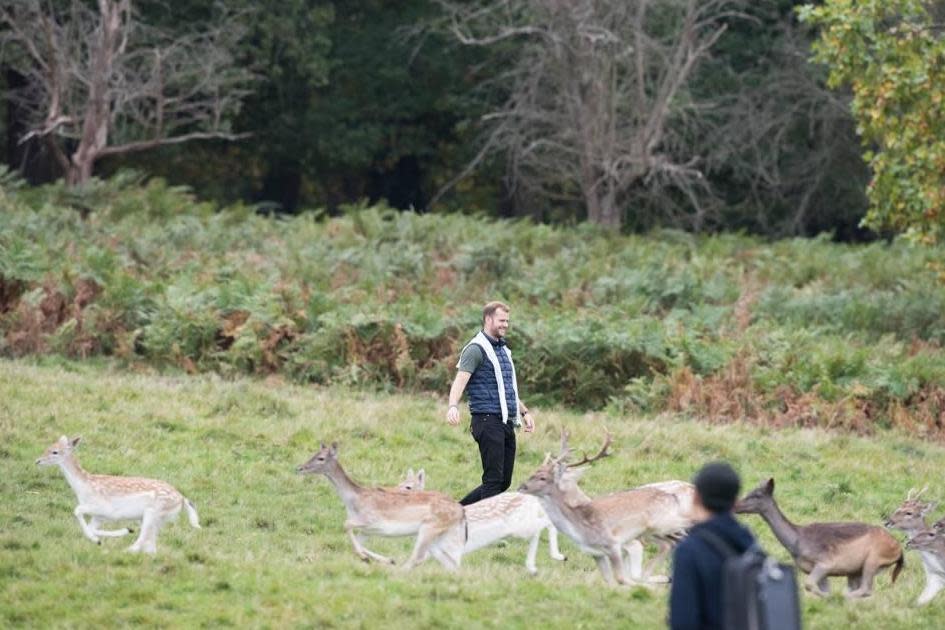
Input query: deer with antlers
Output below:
<box><xmin>517</xmin><ymin>430</ymin><xmax>691</xmax><ymax>585</ymax></box>
<box><xmin>737</xmin><ymin>478</ymin><xmax>903</xmax><ymax>598</ymax></box>
<box><xmin>35</xmin><ymin>435</ymin><xmax>201</xmax><ymax>554</ymax></box>
<box><xmin>297</xmin><ymin>443</ymin><xmax>466</xmax><ymax>571</ymax></box>
<box><xmin>548</xmin><ymin>431</ymin><xmax>694</xmax><ymax>583</ymax></box>
<box><xmin>886</xmin><ymin>486</ymin><xmax>945</xmax><ymax>605</ymax></box>
<box><xmin>397</xmin><ymin>468</ymin><xmax>566</xmax><ymax>575</ymax></box>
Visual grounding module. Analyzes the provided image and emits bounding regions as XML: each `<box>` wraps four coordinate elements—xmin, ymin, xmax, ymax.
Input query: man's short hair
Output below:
<box><xmin>482</xmin><ymin>301</ymin><xmax>510</xmax><ymax>324</ymax></box>
<box><xmin>693</xmin><ymin>461</ymin><xmax>741</xmax><ymax>513</ymax></box>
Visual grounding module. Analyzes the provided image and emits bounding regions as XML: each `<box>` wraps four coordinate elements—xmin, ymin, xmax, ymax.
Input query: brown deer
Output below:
<box><xmin>296</xmin><ymin>443</ymin><xmax>466</xmax><ymax>571</ymax></box>
<box><xmin>885</xmin><ymin>488</ymin><xmax>945</xmax><ymax>605</ymax></box>
<box><xmin>36</xmin><ymin>435</ymin><xmax>200</xmax><ymax>554</ymax></box>
<box><xmin>517</xmin><ymin>431</ymin><xmax>690</xmax><ymax>585</ymax></box>
<box><xmin>554</xmin><ymin>431</ymin><xmax>693</xmax><ymax>583</ymax></box>
<box><xmin>736</xmin><ymin>478</ymin><xmax>903</xmax><ymax>598</ymax></box>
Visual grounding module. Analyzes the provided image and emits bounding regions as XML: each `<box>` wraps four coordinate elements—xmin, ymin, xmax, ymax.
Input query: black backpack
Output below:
<box><xmin>696</xmin><ymin>530</ymin><xmax>803</xmax><ymax>630</ymax></box>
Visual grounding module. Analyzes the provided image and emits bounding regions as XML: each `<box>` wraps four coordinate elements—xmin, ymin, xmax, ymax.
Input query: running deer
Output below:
<box><xmin>35</xmin><ymin>435</ymin><xmax>200</xmax><ymax>554</ymax></box>
<box><xmin>397</xmin><ymin>468</ymin><xmax>566</xmax><ymax>575</ymax></box>
<box><xmin>885</xmin><ymin>487</ymin><xmax>945</xmax><ymax>605</ymax></box>
<box><xmin>555</xmin><ymin>431</ymin><xmax>694</xmax><ymax>583</ymax></box>
<box><xmin>736</xmin><ymin>478</ymin><xmax>904</xmax><ymax>598</ymax></box>
<box><xmin>296</xmin><ymin>442</ymin><xmax>466</xmax><ymax>571</ymax></box>
<box><xmin>517</xmin><ymin>431</ymin><xmax>691</xmax><ymax>585</ymax></box>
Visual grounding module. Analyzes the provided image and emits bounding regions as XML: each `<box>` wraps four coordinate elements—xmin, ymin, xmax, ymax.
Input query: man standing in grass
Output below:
<box><xmin>446</xmin><ymin>301</ymin><xmax>534</xmax><ymax>505</ymax></box>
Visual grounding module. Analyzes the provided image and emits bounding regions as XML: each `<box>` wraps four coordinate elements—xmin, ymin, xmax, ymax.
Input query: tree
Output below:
<box><xmin>800</xmin><ymin>0</ymin><xmax>945</xmax><ymax>243</ymax></box>
<box><xmin>431</xmin><ymin>0</ymin><xmax>745</xmax><ymax>230</ymax></box>
<box><xmin>0</xmin><ymin>0</ymin><xmax>252</xmax><ymax>186</ymax></box>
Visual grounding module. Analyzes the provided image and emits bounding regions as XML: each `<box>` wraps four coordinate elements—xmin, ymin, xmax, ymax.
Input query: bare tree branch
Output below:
<box><xmin>0</xmin><ymin>0</ymin><xmax>253</xmax><ymax>186</ymax></box>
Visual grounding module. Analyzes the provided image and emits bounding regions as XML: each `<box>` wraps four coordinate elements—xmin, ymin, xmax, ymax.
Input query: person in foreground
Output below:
<box><xmin>445</xmin><ymin>301</ymin><xmax>534</xmax><ymax>506</ymax></box>
<box><xmin>669</xmin><ymin>461</ymin><xmax>756</xmax><ymax>630</ymax></box>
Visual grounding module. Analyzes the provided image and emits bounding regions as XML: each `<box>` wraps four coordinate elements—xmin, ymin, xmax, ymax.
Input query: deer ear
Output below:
<box><xmin>406</xmin><ymin>468</ymin><xmax>414</xmax><ymax>477</ymax></box>
<box><xmin>58</xmin><ymin>435</ymin><xmax>69</xmax><ymax>445</ymax></box>
<box><xmin>925</xmin><ymin>502</ymin><xmax>938</xmax><ymax>516</ymax></box>
<box><xmin>765</xmin><ymin>478</ymin><xmax>775</xmax><ymax>493</ymax></box>
<box><xmin>417</xmin><ymin>469</ymin><xmax>425</xmax><ymax>487</ymax></box>
<box><xmin>329</xmin><ymin>442</ymin><xmax>339</xmax><ymax>456</ymax></box>
<box><xmin>69</xmin><ymin>436</ymin><xmax>81</xmax><ymax>448</ymax></box>
<box><xmin>320</xmin><ymin>442</ymin><xmax>326</xmax><ymax>449</ymax></box>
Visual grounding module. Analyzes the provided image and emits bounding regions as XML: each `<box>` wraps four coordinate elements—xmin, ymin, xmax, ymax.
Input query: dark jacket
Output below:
<box><xmin>669</xmin><ymin>511</ymin><xmax>756</xmax><ymax>630</ymax></box>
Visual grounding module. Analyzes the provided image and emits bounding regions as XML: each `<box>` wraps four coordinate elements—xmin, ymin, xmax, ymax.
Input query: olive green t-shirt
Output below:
<box><xmin>457</xmin><ymin>343</ymin><xmax>485</xmax><ymax>373</ymax></box>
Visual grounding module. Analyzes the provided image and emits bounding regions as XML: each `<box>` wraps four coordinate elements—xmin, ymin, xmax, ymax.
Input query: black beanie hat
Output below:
<box><xmin>693</xmin><ymin>461</ymin><xmax>741</xmax><ymax>513</ymax></box>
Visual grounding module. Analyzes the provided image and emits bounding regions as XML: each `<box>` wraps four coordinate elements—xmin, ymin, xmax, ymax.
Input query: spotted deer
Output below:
<box><xmin>885</xmin><ymin>487</ymin><xmax>945</xmax><ymax>605</ymax></box>
<box><xmin>297</xmin><ymin>442</ymin><xmax>466</xmax><ymax>571</ymax></box>
<box><xmin>35</xmin><ymin>435</ymin><xmax>200</xmax><ymax>554</ymax></box>
<box><xmin>517</xmin><ymin>431</ymin><xmax>691</xmax><ymax>585</ymax></box>
<box><xmin>737</xmin><ymin>478</ymin><xmax>904</xmax><ymax>598</ymax></box>
<box><xmin>397</xmin><ymin>468</ymin><xmax>566</xmax><ymax>575</ymax></box>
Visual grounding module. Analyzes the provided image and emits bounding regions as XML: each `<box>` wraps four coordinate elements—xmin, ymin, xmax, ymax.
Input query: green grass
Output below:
<box><xmin>2</xmin><ymin>358</ymin><xmax>945</xmax><ymax>628</ymax></box>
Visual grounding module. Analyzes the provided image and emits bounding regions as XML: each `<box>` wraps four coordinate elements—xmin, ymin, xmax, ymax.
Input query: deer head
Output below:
<box><xmin>518</xmin><ymin>430</ymin><xmax>611</xmax><ymax>497</ymax></box>
<box><xmin>885</xmin><ymin>491</ymin><xmax>936</xmax><ymax>532</ymax></box>
<box><xmin>296</xmin><ymin>442</ymin><xmax>339</xmax><ymax>475</ymax></box>
<box><xmin>398</xmin><ymin>468</ymin><xmax>425</xmax><ymax>491</ymax></box>
<box><xmin>906</xmin><ymin>529</ymin><xmax>944</xmax><ymax>552</ymax></box>
<box><xmin>734</xmin><ymin>478</ymin><xmax>775</xmax><ymax>514</ymax></box>
<box><xmin>36</xmin><ymin>435</ymin><xmax>81</xmax><ymax>466</ymax></box>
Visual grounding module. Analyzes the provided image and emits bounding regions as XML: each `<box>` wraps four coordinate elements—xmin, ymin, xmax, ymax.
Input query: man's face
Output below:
<box><xmin>484</xmin><ymin>309</ymin><xmax>510</xmax><ymax>339</ymax></box>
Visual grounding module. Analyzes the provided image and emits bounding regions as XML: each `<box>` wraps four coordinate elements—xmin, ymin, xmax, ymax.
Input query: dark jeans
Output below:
<box><xmin>460</xmin><ymin>413</ymin><xmax>516</xmax><ymax>506</ymax></box>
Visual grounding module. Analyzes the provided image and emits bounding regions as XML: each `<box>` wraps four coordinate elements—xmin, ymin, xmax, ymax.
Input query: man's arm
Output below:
<box><xmin>446</xmin><ymin>371</ymin><xmax>472</xmax><ymax>425</ymax></box>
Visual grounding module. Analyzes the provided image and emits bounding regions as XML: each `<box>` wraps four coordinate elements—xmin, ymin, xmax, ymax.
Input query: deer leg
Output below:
<box><xmin>643</xmin><ymin>540</ymin><xmax>673</xmax><ymax>584</ymax></box>
<box><xmin>73</xmin><ymin>506</ymin><xmax>101</xmax><ymax>544</ymax></box>
<box><xmin>89</xmin><ymin>516</ymin><xmax>130</xmax><ymax>538</ymax></box>
<box><xmin>846</xmin><ymin>572</ymin><xmax>862</xmax><ymax>593</ymax></box>
<box><xmin>805</xmin><ymin>565</ymin><xmax>831</xmax><ymax>596</ymax></box>
<box><xmin>128</xmin><ymin>509</ymin><xmax>164</xmax><ymax>554</ymax></box>
<box><xmin>846</xmin><ymin>561</ymin><xmax>879</xmax><ymax>599</ymax></box>
<box><xmin>403</xmin><ymin>524</ymin><xmax>442</xmax><ymax>570</ymax></box>
<box><xmin>625</xmin><ymin>540</ymin><xmax>644</xmax><ymax>581</ymax></box>
<box><xmin>525</xmin><ymin>532</ymin><xmax>541</xmax><ymax>575</ymax></box>
<box><xmin>429</xmin><ymin>521</ymin><xmax>464</xmax><ymax>572</ymax></box>
<box><xmin>346</xmin><ymin>527</ymin><xmax>395</xmax><ymax>565</ymax></box>
<box><xmin>594</xmin><ymin>555</ymin><xmax>616</xmax><ymax>584</ymax></box>
<box><xmin>917</xmin><ymin>573</ymin><xmax>945</xmax><ymax>605</ymax></box>
<box><xmin>546</xmin><ymin>525</ymin><xmax>566</xmax><ymax>562</ymax></box>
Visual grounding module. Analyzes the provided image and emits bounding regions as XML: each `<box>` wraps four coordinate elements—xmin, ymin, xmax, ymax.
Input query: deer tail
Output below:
<box><xmin>184</xmin><ymin>497</ymin><xmax>201</xmax><ymax>529</ymax></box>
<box><xmin>891</xmin><ymin>550</ymin><xmax>905</xmax><ymax>583</ymax></box>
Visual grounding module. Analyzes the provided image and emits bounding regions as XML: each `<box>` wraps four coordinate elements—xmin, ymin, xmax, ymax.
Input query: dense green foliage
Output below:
<box><xmin>2</xmin><ymin>178</ymin><xmax>945</xmax><ymax>434</ymax></box>
<box><xmin>1</xmin><ymin>0</ymin><xmax>874</xmax><ymax>237</ymax></box>
<box><xmin>801</xmin><ymin>0</ymin><xmax>945</xmax><ymax>244</ymax></box>
<box><xmin>4</xmin><ymin>360</ymin><xmax>945</xmax><ymax>628</ymax></box>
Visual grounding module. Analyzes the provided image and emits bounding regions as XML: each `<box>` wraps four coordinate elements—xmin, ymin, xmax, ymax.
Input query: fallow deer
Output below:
<box><xmin>297</xmin><ymin>442</ymin><xmax>466</xmax><ymax>571</ymax></box>
<box><xmin>518</xmin><ymin>431</ymin><xmax>690</xmax><ymax>586</ymax></box>
<box><xmin>36</xmin><ymin>435</ymin><xmax>200</xmax><ymax>554</ymax></box>
<box><xmin>886</xmin><ymin>487</ymin><xmax>945</xmax><ymax>605</ymax></box>
<box><xmin>737</xmin><ymin>478</ymin><xmax>903</xmax><ymax>598</ymax></box>
<box><xmin>397</xmin><ymin>468</ymin><xmax>566</xmax><ymax>575</ymax></box>
<box><xmin>555</xmin><ymin>431</ymin><xmax>694</xmax><ymax>583</ymax></box>
<box><xmin>907</xmin><ymin>529</ymin><xmax>945</xmax><ymax>560</ymax></box>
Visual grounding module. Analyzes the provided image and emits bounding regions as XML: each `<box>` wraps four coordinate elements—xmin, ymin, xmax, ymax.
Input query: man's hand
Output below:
<box><xmin>447</xmin><ymin>404</ymin><xmax>460</xmax><ymax>426</ymax></box>
<box><xmin>522</xmin><ymin>409</ymin><xmax>534</xmax><ymax>432</ymax></box>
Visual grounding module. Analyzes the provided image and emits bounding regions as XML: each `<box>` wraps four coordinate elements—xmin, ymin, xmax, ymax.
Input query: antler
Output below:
<box><xmin>907</xmin><ymin>485</ymin><xmax>929</xmax><ymax>501</ymax></box>
<box><xmin>557</xmin><ymin>427</ymin><xmax>573</xmax><ymax>463</ymax></box>
<box><xmin>566</xmin><ymin>430</ymin><xmax>613</xmax><ymax>469</ymax></box>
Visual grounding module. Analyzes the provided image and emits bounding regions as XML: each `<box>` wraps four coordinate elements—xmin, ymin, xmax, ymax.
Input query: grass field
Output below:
<box><xmin>3</xmin><ymin>358</ymin><xmax>945</xmax><ymax>629</ymax></box>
